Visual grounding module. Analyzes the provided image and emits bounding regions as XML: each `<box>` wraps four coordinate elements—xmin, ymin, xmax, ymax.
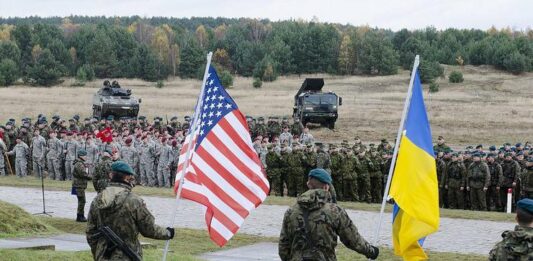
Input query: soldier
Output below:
<box><xmin>84</xmin><ymin>136</ymin><xmax>99</xmax><ymax>178</ymax></box>
<box><xmin>368</xmin><ymin>149</ymin><xmax>383</xmax><ymax>203</ymax></box>
<box><xmin>7</xmin><ymin>137</ymin><xmax>29</xmax><ymax>177</ymax></box>
<box><xmin>352</xmin><ymin>136</ymin><xmax>366</xmax><ymax>153</ymax></box>
<box><xmin>356</xmin><ymin>150</ymin><xmax>373</xmax><ymax>203</ymax></box>
<box><xmin>64</xmin><ymin>132</ymin><xmax>79</xmax><ymax>180</ymax></box>
<box><xmin>93</xmin><ymin>148</ymin><xmax>113</xmax><ymax>193</ymax></box>
<box><xmin>290</xmin><ymin>117</ymin><xmax>303</xmax><ymax>137</ymax></box>
<box><xmin>486</xmin><ymin>154</ymin><xmax>503</xmax><ymax>211</ymax></box>
<box><xmin>120</xmin><ymin>138</ymin><xmax>139</xmax><ymax>180</ymax></box>
<box><xmin>73</xmin><ymin>149</ymin><xmax>91</xmax><ymax>222</ymax></box>
<box><xmin>266</xmin><ymin>144</ymin><xmax>282</xmax><ymax>196</ymax></box>
<box><xmin>139</xmin><ymin>135</ymin><xmax>157</xmax><ymax>187</ymax></box>
<box><xmin>299</xmin><ymin>127</ymin><xmax>314</xmax><ymax>147</ymax></box>
<box><xmin>329</xmin><ymin>144</ymin><xmax>344</xmax><ymax>201</ymax></box>
<box><xmin>182</xmin><ymin>116</ymin><xmax>191</xmax><ymax>132</ymax></box>
<box><xmin>86</xmin><ymin>161</ymin><xmax>174</xmax><ymax>260</ymax></box>
<box><xmin>287</xmin><ymin>144</ymin><xmax>304</xmax><ymax>197</ymax></box>
<box><xmin>157</xmin><ymin>138</ymin><xmax>173</xmax><ymax>188</ymax></box>
<box><xmin>376</xmin><ymin>139</ymin><xmax>390</xmax><ymax>153</ymax></box>
<box><xmin>444</xmin><ymin>153</ymin><xmax>466</xmax><ymax>209</ymax></box>
<box><xmin>521</xmin><ymin>158</ymin><xmax>533</xmax><ymax>199</ymax></box>
<box><xmin>500</xmin><ymin>153</ymin><xmax>521</xmax><ymax>212</ymax></box>
<box><xmin>254</xmin><ymin>117</ymin><xmax>268</xmax><ymax>138</ymax></box>
<box><xmin>466</xmin><ymin>153</ymin><xmax>490</xmax><ymax>211</ymax></box>
<box><xmin>0</xmin><ymin>130</ymin><xmax>7</xmax><ymax>176</ymax></box>
<box><xmin>279</xmin><ymin>143</ymin><xmax>292</xmax><ymax>196</ymax></box>
<box><xmin>436</xmin><ymin>151</ymin><xmax>448</xmax><ymax>208</ymax></box>
<box><xmin>278</xmin><ymin>168</ymin><xmax>379</xmax><ymax>260</ymax></box>
<box><xmin>46</xmin><ymin>131</ymin><xmax>62</xmax><ymax>180</ymax></box>
<box><xmin>279</xmin><ymin>126</ymin><xmax>293</xmax><ymax>148</ymax></box>
<box><xmin>301</xmin><ymin>144</ymin><xmax>317</xmax><ymax>193</ymax></box>
<box><xmin>31</xmin><ymin>128</ymin><xmax>46</xmax><ymax>178</ymax></box>
<box><xmin>488</xmin><ymin>198</ymin><xmax>533</xmax><ymax>260</ymax></box>
<box><xmin>341</xmin><ymin>148</ymin><xmax>359</xmax><ymax>202</ymax></box>
<box><xmin>268</xmin><ymin>116</ymin><xmax>281</xmax><ymax>140</ymax></box>
<box><xmin>169</xmin><ymin>116</ymin><xmax>181</xmax><ymax>134</ymax></box>
<box><xmin>433</xmin><ymin>136</ymin><xmax>450</xmax><ymax>152</ymax></box>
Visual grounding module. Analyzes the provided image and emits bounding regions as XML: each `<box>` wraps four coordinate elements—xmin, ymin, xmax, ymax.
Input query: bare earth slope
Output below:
<box><xmin>1</xmin><ymin>65</ymin><xmax>532</xmax><ymax>146</ymax></box>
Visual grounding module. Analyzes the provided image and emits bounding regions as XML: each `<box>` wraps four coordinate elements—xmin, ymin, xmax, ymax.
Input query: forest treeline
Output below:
<box><xmin>0</xmin><ymin>16</ymin><xmax>531</xmax><ymax>86</ymax></box>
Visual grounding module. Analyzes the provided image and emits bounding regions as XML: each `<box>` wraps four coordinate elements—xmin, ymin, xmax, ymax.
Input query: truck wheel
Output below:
<box><xmin>328</xmin><ymin>121</ymin><xmax>335</xmax><ymax>129</ymax></box>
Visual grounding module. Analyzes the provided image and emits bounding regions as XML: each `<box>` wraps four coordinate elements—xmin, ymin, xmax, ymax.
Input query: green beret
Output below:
<box><xmin>77</xmin><ymin>149</ymin><xmax>87</xmax><ymax>156</ymax></box>
<box><xmin>111</xmin><ymin>160</ymin><xmax>134</xmax><ymax>175</ymax></box>
<box><xmin>517</xmin><ymin>198</ymin><xmax>533</xmax><ymax>214</ymax></box>
<box><xmin>504</xmin><ymin>152</ymin><xmax>512</xmax><ymax>157</ymax></box>
<box><xmin>308</xmin><ymin>168</ymin><xmax>332</xmax><ymax>184</ymax></box>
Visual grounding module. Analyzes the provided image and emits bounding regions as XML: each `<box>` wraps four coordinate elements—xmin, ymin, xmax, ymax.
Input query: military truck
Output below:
<box><xmin>293</xmin><ymin>78</ymin><xmax>342</xmax><ymax>129</ymax></box>
<box><xmin>92</xmin><ymin>80</ymin><xmax>141</xmax><ymax>119</ymax></box>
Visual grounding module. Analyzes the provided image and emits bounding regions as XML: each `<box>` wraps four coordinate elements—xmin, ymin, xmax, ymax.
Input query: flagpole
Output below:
<box><xmin>372</xmin><ymin>55</ymin><xmax>420</xmax><ymax>247</ymax></box>
<box><xmin>162</xmin><ymin>51</ymin><xmax>213</xmax><ymax>261</ymax></box>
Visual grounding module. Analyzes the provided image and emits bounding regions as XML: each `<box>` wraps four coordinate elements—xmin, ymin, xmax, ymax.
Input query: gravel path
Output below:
<box><xmin>0</xmin><ymin>186</ymin><xmax>512</xmax><ymax>255</ymax></box>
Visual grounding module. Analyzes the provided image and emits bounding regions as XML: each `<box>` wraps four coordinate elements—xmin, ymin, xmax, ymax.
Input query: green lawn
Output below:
<box><xmin>0</xmin><ymin>175</ymin><xmax>515</xmax><ymax>222</ymax></box>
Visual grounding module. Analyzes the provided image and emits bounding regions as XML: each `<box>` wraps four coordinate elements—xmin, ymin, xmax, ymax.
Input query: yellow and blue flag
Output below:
<box><xmin>390</xmin><ymin>70</ymin><xmax>439</xmax><ymax>261</ymax></box>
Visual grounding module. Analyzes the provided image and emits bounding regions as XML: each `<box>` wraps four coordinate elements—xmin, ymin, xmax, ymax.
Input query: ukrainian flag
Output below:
<box><xmin>390</xmin><ymin>70</ymin><xmax>439</xmax><ymax>260</ymax></box>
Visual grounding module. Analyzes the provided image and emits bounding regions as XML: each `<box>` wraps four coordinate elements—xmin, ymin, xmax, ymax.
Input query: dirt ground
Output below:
<box><xmin>1</xmin><ymin>65</ymin><xmax>532</xmax><ymax>147</ymax></box>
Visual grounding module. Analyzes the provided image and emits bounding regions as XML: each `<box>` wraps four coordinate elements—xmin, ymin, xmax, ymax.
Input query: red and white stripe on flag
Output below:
<box><xmin>174</xmin><ymin>108</ymin><xmax>269</xmax><ymax>246</ymax></box>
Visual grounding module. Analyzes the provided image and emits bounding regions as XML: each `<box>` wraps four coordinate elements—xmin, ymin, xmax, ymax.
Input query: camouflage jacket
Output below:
<box><xmin>489</xmin><ymin>225</ymin><xmax>533</xmax><ymax>261</ymax></box>
<box><xmin>501</xmin><ymin>160</ymin><xmax>521</xmax><ymax>187</ymax></box>
<box><xmin>444</xmin><ymin>161</ymin><xmax>466</xmax><ymax>188</ymax></box>
<box><xmin>488</xmin><ymin>162</ymin><xmax>503</xmax><ymax>187</ymax></box>
<box><xmin>93</xmin><ymin>156</ymin><xmax>112</xmax><ymax>193</ymax></box>
<box><xmin>279</xmin><ymin>189</ymin><xmax>374</xmax><ymax>261</ymax></box>
<box><xmin>329</xmin><ymin>153</ymin><xmax>343</xmax><ymax>180</ymax></box>
<box><xmin>316</xmin><ymin>151</ymin><xmax>331</xmax><ymax>174</ymax></box>
<box><xmin>72</xmin><ymin>159</ymin><xmax>91</xmax><ymax>189</ymax></box>
<box><xmin>86</xmin><ymin>182</ymin><xmax>170</xmax><ymax>260</ymax></box>
<box><xmin>522</xmin><ymin>167</ymin><xmax>533</xmax><ymax>192</ymax></box>
<box><xmin>467</xmin><ymin>161</ymin><xmax>490</xmax><ymax>189</ymax></box>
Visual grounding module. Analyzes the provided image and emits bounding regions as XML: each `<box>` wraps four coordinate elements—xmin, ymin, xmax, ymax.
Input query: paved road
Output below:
<box><xmin>0</xmin><ymin>186</ymin><xmax>512</xmax><ymax>255</ymax></box>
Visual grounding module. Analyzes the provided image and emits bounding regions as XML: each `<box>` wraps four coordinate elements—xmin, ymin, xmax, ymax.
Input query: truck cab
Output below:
<box><xmin>293</xmin><ymin>78</ymin><xmax>342</xmax><ymax>129</ymax></box>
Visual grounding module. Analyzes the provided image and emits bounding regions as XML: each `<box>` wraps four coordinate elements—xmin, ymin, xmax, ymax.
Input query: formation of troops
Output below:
<box><xmin>0</xmin><ymin>114</ymin><xmax>532</xmax><ymax>214</ymax></box>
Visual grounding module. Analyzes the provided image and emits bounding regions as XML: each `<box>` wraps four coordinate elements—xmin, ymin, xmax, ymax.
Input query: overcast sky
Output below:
<box><xmin>0</xmin><ymin>0</ymin><xmax>530</xmax><ymax>31</ymax></box>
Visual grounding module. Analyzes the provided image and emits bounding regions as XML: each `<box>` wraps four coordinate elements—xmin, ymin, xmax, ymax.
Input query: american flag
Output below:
<box><xmin>174</xmin><ymin>65</ymin><xmax>270</xmax><ymax>246</ymax></box>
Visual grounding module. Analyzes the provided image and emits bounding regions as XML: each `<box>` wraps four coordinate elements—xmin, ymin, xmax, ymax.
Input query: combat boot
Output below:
<box><xmin>76</xmin><ymin>214</ymin><xmax>87</xmax><ymax>222</ymax></box>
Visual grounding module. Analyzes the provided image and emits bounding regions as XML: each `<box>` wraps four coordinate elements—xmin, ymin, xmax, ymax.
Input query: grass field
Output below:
<box><xmin>0</xmin><ymin>207</ymin><xmax>487</xmax><ymax>261</ymax></box>
<box><xmin>0</xmin><ymin>176</ymin><xmax>516</xmax><ymax>222</ymax></box>
<box><xmin>1</xmin><ymin>65</ymin><xmax>532</xmax><ymax>146</ymax></box>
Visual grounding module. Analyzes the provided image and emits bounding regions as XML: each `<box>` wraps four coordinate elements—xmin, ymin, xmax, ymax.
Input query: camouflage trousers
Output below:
<box><xmin>64</xmin><ymin>160</ymin><xmax>74</xmax><ymax>180</ymax></box>
<box><xmin>47</xmin><ymin>155</ymin><xmax>63</xmax><ymax>180</ymax></box>
<box><xmin>32</xmin><ymin>156</ymin><xmax>45</xmax><ymax>178</ymax></box>
<box><xmin>266</xmin><ymin>169</ymin><xmax>281</xmax><ymax>196</ymax></box>
<box><xmin>447</xmin><ymin>186</ymin><xmax>464</xmax><ymax>209</ymax></box>
<box><xmin>357</xmin><ymin>174</ymin><xmax>371</xmax><ymax>203</ymax></box>
<box><xmin>140</xmin><ymin>162</ymin><xmax>156</xmax><ymax>187</ymax></box>
<box><xmin>331</xmin><ymin>172</ymin><xmax>343</xmax><ymax>201</ymax></box>
<box><xmin>0</xmin><ymin>153</ymin><xmax>5</xmax><ymax>175</ymax></box>
<box><xmin>75</xmin><ymin>188</ymin><xmax>86</xmax><ymax>216</ymax></box>
<box><xmin>342</xmin><ymin>178</ymin><xmax>358</xmax><ymax>202</ymax></box>
<box><xmin>157</xmin><ymin>164</ymin><xmax>171</xmax><ymax>188</ymax></box>
<box><xmin>15</xmin><ymin>158</ymin><xmax>28</xmax><ymax>177</ymax></box>
<box><xmin>469</xmin><ymin>188</ymin><xmax>487</xmax><ymax>211</ymax></box>
<box><xmin>287</xmin><ymin>168</ymin><xmax>304</xmax><ymax>197</ymax></box>
<box><xmin>486</xmin><ymin>186</ymin><xmax>501</xmax><ymax>211</ymax></box>
<box><xmin>370</xmin><ymin>175</ymin><xmax>383</xmax><ymax>203</ymax></box>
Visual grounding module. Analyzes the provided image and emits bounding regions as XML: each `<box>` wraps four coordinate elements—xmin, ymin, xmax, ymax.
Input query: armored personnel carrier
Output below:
<box><xmin>293</xmin><ymin>78</ymin><xmax>342</xmax><ymax>129</ymax></box>
<box><xmin>92</xmin><ymin>80</ymin><xmax>141</xmax><ymax>119</ymax></box>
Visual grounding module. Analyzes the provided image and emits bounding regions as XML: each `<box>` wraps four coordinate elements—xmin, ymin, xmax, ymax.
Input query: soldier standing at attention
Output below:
<box><xmin>444</xmin><ymin>153</ymin><xmax>467</xmax><ymax>209</ymax></box>
<box><xmin>489</xmin><ymin>198</ymin><xmax>533</xmax><ymax>260</ymax></box>
<box><xmin>64</xmin><ymin>132</ymin><xmax>79</xmax><ymax>180</ymax></box>
<box><xmin>521</xmin><ymin>157</ymin><xmax>533</xmax><ymax>199</ymax></box>
<box><xmin>7</xmin><ymin>136</ymin><xmax>30</xmax><ymax>177</ymax></box>
<box><xmin>73</xmin><ymin>149</ymin><xmax>91</xmax><ymax>222</ymax></box>
<box><xmin>31</xmin><ymin>128</ymin><xmax>47</xmax><ymax>178</ymax></box>
<box><xmin>356</xmin><ymin>150</ymin><xmax>373</xmax><ymax>203</ymax></box>
<box><xmin>466</xmin><ymin>153</ymin><xmax>491</xmax><ymax>211</ymax></box>
<box><xmin>329</xmin><ymin>144</ymin><xmax>344</xmax><ymax>201</ymax></box>
<box><xmin>279</xmin><ymin>168</ymin><xmax>379</xmax><ymax>261</ymax></box>
<box><xmin>500</xmin><ymin>153</ymin><xmax>521</xmax><ymax>212</ymax></box>
<box><xmin>86</xmin><ymin>161</ymin><xmax>174</xmax><ymax>260</ymax></box>
<box><xmin>486</xmin><ymin>154</ymin><xmax>503</xmax><ymax>211</ymax></box>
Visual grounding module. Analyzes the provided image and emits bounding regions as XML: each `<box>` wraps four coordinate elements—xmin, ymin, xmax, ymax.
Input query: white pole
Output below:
<box><xmin>372</xmin><ymin>55</ymin><xmax>420</xmax><ymax>246</ymax></box>
<box><xmin>162</xmin><ymin>52</ymin><xmax>213</xmax><ymax>261</ymax></box>
<box><xmin>506</xmin><ymin>188</ymin><xmax>512</xmax><ymax>214</ymax></box>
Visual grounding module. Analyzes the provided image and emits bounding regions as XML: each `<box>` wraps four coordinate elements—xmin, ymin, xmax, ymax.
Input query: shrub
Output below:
<box><xmin>448</xmin><ymin>71</ymin><xmax>464</xmax><ymax>83</ymax></box>
<box><xmin>76</xmin><ymin>64</ymin><xmax>95</xmax><ymax>81</ymax></box>
<box><xmin>429</xmin><ymin>82</ymin><xmax>439</xmax><ymax>93</ymax></box>
<box><xmin>156</xmin><ymin>80</ymin><xmax>164</xmax><ymax>88</ymax></box>
<box><xmin>219</xmin><ymin>70</ymin><xmax>233</xmax><ymax>88</ymax></box>
<box><xmin>0</xmin><ymin>59</ymin><xmax>19</xmax><ymax>86</ymax></box>
<box><xmin>503</xmin><ymin>51</ymin><xmax>528</xmax><ymax>74</ymax></box>
<box><xmin>253</xmin><ymin>78</ymin><xmax>262</xmax><ymax>88</ymax></box>
<box><xmin>418</xmin><ymin>59</ymin><xmax>444</xmax><ymax>84</ymax></box>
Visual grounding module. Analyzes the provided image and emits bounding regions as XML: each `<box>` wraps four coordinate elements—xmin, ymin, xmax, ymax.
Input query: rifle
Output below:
<box><xmin>93</xmin><ymin>226</ymin><xmax>141</xmax><ymax>261</ymax></box>
<box><xmin>4</xmin><ymin>152</ymin><xmax>14</xmax><ymax>175</ymax></box>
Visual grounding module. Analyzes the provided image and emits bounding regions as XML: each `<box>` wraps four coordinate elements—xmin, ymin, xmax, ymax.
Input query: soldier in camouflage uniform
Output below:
<box><xmin>0</xmin><ymin>132</ymin><xmax>7</xmax><ymax>176</ymax></box>
<box><xmin>86</xmin><ymin>161</ymin><xmax>174</xmax><ymax>260</ymax></box>
<box><xmin>488</xmin><ymin>198</ymin><xmax>533</xmax><ymax>260</ymax></box>
<box><xmin>287</xmin><ymin>144</ymin><xmax>305</xmax><ymax>197</ymax></box>
<box><xmin>368</xmin><ymin>149</ymin><xmax>383</xmax><ymax>203</ymax></box>
<box><xmin>356</xmin><ymin>150</ymin><xmax>372</xmax><ymax>203</ymax></box>
<box><xmin>268</xmin><ymin>117</ymin><xmax>282</xmax><ymax>140</ymax></box>
<box><xmin>341</xmin><ymin>148</ymin><xmax>359</xmax><ymax>202</ymax></box>
<box><xmin>46</xmin><ymin>131</ymin><xmax>63</xmax><ymax>180</ymax></box>
<box><xmin>120</xmin><ymin>138</ymin><xmax>139</xmax><ymax>181</ymax></box>
<box><xmin>436</xmin><ymin>151</ymin><xmax>447</xmax><ymax>208</ymax></box>
<box><xmin>329</xmin><ymin>144</ymin><xmax>344</xmax><ymax>201</ymax></box>
<box><xmin>7</xmin><ymin>137</ymin><xmax>29</xmax><ymax>177</ymax></box>
<box><xmin>486</xmin><ymin>154</ymin><xmax>503</xmax><ymax>211</ymax></box>
<box><xmin>500</xmin><ymin>153</ymin><xmax>521</xmax><ymax>212</ymax></box>
<box><xmin>433</xmin><ymin>136</ymin><xmax>451</xmax><ymax>154</ymax></box>
<box><xmin>290</xmin><ymin>118</ymin><xmax>303</xmax><ymax>137</ymax></box>
<box><xmin>279</xmin><ymin>168</ymin><xmax>379</xmax><ymax>261</ymax></box>
<box><xmin>84</xmin><ymin>136</ymin><xmax>99</xmax><ymax>178</ymax></box>
<box><xmin>31</xmin><ymin>128</ymin><xmax>47</xmax><ymax>178</ymax></box>
<box><xmin>301</xmin><ymin>144</ymin><xmax>317</xmax><ymax>193</ymax></box>
<box><xmin>444</xmin><ymin>153</ymin><xmax>466</xmax><ymax>209</ymax></box>
<box><xmin>139</xmin><ymin>135</ymin><xmax>157</xmax><ymax>187</ymax></box>
<box><xmin>466</xmin><ymin>153</ymin><xmax>491</xmax><ymax>211</ymax></box>
<box><xmin>93</xmin><ymin>149</ymin><xmax>113</xmax><ymax>193</ymax></box>
<box><xmin>254</xmin><ymin>117</ymin><xmax>268</xmax><ymax>138</ymax></box>
<box><xmin>63</xmin><ymin>132</ymin><xmax>79</xmax><ymax>180</ymax></box>
<box><xmin>521</xmin><ymin>158</ymin><xmax>533</xmax><ymax>199</ymax></box>
<box><xmin>279</xmin><ymin>143</ymin><xmax>291</xmax><ymax>196</ymax></box>
<box><xmin>156</xmin><ymin>138</ymin><xmax>173</xmax><ymax>188</ymax></box>
<box><xmin>266</xmin><ymin>144</ymin><xmax>282</xmax><ymax>196</ymax></box>
<box><xmin>73</xmin><ymin>149</ymin><xmax>91</xmax><ymax>222</ymax></box>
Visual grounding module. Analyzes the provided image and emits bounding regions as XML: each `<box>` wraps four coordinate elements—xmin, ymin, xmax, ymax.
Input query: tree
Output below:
<box><xmin>253</xmin><ymin>55</ymin><xmax>278</xmax><ymax>81</ymax></box>
<box><xmin>503</xmin><ymin>51</ymin><xmax>528</xmax><ymax>74</ymax></box>
<box><xmin>337</xmin><ymin>34</ymin><xmax>353</xmax><ymax>75</ymax></box>
<box><xmin>11</xmin><ymin>24</ymin><xmax>32</xmax><ymax>73</ymax></box>
<box><xmin>219</xmin><ymin>70</ymin><xmax>233</xmax><ymax>88</ymax></box>
<box><xmin>195</xmin><ymin>25</ymin><xmax>208</xmax><ymax>49</ymax></box>
<box><xmin>418</xmin><ymin>59</ymin><xmax>444</xmax><ymax>83</ymax></box>
<box><xmin>0</xmin><ymin>59</ymin><xmax>19</xmax><ymax>86</ymax></box>
<box><xmin>131</xmin><ymin>45</ymin><xmax>160</xmax><ymax>81</ymax></box>
<box><xmin>27</xmin><ymin>48</ymin><xmax>63</xmax><ymax>86</ymax></box>
<box><xmin>178</xmin><ymin>38</ymin><xmax>204</xmax><ymax>78</ymax></box>
<box><xmin>356</xmin><ymin>31</ymin><xmax>399</xmax><ymax>75</ymax></box>
<box><xmin>87</xmin><ymin>30</ymin><xmax>119</xmax><ymax>78</ymax></box>
<box><xmin>76</xmin><ymin>64</ymin><xmax>95</xmax><ymax>81</ymax></box>
<box><xmin>213</xmin><ymin>48</ymin><xmax>232</xmax><ymax>71</ymax></box>
<box><xmin>0</xmin><ymin>41</ymin><xmax>21</xmax><ymax>66</ymax></box>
